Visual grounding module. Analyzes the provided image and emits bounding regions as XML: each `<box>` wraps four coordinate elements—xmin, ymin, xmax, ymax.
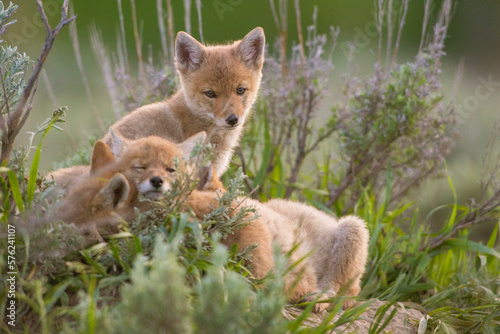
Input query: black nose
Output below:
<box><xmin>225</xmin><ymin>114</ymin><xmax>239</xmax><ymax>126</ymax></box>
<box><xmin>150</xmin><ymin>176</ymin><xmax>163</xmax><ymax>189</ymax></box>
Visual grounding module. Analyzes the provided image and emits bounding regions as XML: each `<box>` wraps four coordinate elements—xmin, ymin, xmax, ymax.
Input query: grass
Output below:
<box><xmin>1</xmin><ymin>117</ymin><xmax>498</xmax><ymax>333</ymax></box>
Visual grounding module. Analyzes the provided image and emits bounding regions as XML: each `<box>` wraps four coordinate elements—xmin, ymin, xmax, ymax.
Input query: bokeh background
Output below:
<box><xmin>4</xmin><ymin>0</ymin><xmax>500</xmax><ymax>236</ymax></box>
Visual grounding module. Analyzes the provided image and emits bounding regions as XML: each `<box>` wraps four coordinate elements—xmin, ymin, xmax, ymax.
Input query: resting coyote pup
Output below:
<box><xmin>57</xmin><ymin>129</ymin><xmax>206</xmax><ymax>228</ymax></box>
<box><xmin>56</xmin><ymin>134</ymin><xmax>274</xmax><ymax>271</ymax></box>
<box><xmin>193</xmin><ymin>168</ymin><xmax>369</xmax><ymax>311</ymax></box>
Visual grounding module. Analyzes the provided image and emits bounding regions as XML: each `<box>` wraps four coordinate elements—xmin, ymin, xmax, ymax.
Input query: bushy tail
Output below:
<box><xmin>322</xmin><ymin>215</ymin><xmax>369</xmax><ymax>297</ymax></box>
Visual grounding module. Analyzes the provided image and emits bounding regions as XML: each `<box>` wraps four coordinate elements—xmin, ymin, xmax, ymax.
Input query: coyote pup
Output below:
<box><xmin>102</xmin><ymin>27</ymin><xmax>265</xmax><ymax>176</ymax></box>
<box><xmin>194</xmin><ymin>169</ymin><xmax>369</xmax><ymax>312</ymax></box>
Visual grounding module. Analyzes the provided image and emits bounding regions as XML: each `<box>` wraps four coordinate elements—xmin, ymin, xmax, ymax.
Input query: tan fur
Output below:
<box><xmin>90</xmin><ymin>140</ymin><xmax>117</xmax><ymax>175</ymax></box>
<box><xmin>46</xmin><ymin>165</ymin><xmax>91</xmax><ymax>189</ymax></box>
<box><xmin>186</xmin><ymin>191</ymin><xmax>275</xmax><ymax>279</ymax></box>
<box><xmin>196</xmin><ymin>164</ymin><xmax>225</xmax><ymax>192</ymax></box>
<box><xmin>47</xmin><ymin>140</ymin><xmax>117</xmax><ymax>190</ymax></box>
<box><xmin>262</xmin><ymin>199</ymin><xmax>369</xmax><ymax>311</ymax></box>
<box><xmin>195</xmin><ymin>167</ymin><xmax>369</xmax><ymax>309</ymax></box>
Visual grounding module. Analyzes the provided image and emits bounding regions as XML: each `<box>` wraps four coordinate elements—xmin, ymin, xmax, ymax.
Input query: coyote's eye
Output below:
<box><xmin>205</xmin><ymin>90</ymin><xmax>216</xmax><ymax>98</ymax></box>
<box><xmin>166</xmin><ymin>167</ymin><xmax>176</xmax><ymax>173</ymax></box>
<box><xmin>133</xmin><ymin>165</ymin><xmax>145</xmax><ymax>170</ymax></box>
<box><xmin>236</xmin><ymin>87</ymin><xmax>246</xmax><ymax>95</ymax></box>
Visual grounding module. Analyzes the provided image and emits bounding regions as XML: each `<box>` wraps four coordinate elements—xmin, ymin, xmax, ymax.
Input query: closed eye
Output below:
<box><xmin>133</xmin><ymin>165</ymin><xmax>146</xmax><ymax>170</ymax></box>
<box><xmin>166</xmin><ymin>167</ymin><xmax>176</xmax><ymax>173</ymax></box>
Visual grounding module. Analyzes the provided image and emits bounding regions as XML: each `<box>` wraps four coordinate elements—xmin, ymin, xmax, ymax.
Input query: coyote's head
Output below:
<box><xmin>110</xmin><ymin>127</ymin><xmax>206</xmax><ymax>199</ymax></box>
<box><xmin>175</xmin><ymin>27</ymin><xmax>265</xmax><ymax>129</ymax></box>
<box><xmin>56</xmin><ymin>140</ymin><xmax>134</xmax><ymax>231</ymax></box>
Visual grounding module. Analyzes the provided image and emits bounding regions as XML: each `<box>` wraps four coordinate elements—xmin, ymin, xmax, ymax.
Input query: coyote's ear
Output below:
<box><xmin>109</xmin><ymin>127</ymin><xmax>130</xmax><ymax>157</ymax></box>
<box><xmin>178</xmin><ymin>131</ymin><xmax>207</xmax><ymax>161</ymax></box>
<box><xmin>93</xmin><ymin>173</ymin><xmax>130</xmax><ymax>211</ymax></box>
<box><xmin>175</xmin><ymin>31</ymin><xmax>207</xmax><ymax>72</ymax></box>
<box><xmin>197</xmin><ymin>162</ymin><xmax>225</xmax><ymax>192</ymax></box>
<box><xmin>235</xmin><ymin>27</ymin><xmax>265</xmax><ymax>69</ymax></box>
<box><xmin>90</xmin><ymin>140</ymin><xmax>116</xmax><ymax>175</ymax></box>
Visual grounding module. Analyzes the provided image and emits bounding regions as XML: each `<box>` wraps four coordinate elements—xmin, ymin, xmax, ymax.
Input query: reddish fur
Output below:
<box><xmin>56</xmin><ymin>142</ymin><xmax>136</xmax><ymax>241</ymax></box>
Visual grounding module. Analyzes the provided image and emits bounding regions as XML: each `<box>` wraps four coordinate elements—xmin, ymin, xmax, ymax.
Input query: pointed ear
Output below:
<box><xmin>90</xmin><ymin>140</ymin><xmax>116</xmax><ymax>175</ymax></box>
<box><xmin>235</xmin><ymin>27</ymin><xmax>265</xmax><ymax>69</ymax></box>
<box><xmin>197</xmin><ymin>162</ymin><xmax>225</xmax><ymax>192</ymax></box>
<box><xmin>177</xmin><ymin>131</ymin><xmax>207</xmax><ymax>161</ymax></box>
<box><xmin>175</xmin><ymin>31</ymin><xmax>207</xmax><ymax>72</ymax></box>
<box><xmin>93</xmin><ymin>173</ymin><xmax>130</xmax><ymax>211</ymax></box>
<box><xmin>109</xmin><ymin>126</ymin><xmax>130</xmax><ymax>157</ymax></box>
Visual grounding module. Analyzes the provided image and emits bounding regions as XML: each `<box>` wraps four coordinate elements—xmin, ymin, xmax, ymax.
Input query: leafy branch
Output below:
<box><xmin>0</xmin><ymin>0</ymin><xmax>75</xmax><ymax>165</ymax></box>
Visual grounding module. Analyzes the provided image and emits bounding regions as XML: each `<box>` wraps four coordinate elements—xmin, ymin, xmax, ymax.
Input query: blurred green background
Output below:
<box><xmin>4</xmin><ymin>0</ymin><xmax>500</xmax><ymax>233</ymax></box>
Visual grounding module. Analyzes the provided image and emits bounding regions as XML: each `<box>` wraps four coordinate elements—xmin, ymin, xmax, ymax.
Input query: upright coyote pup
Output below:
<box><xmin>102</xmin><ymin>27</ymin><xmax>265</xmax><ymax>176</ymax></box>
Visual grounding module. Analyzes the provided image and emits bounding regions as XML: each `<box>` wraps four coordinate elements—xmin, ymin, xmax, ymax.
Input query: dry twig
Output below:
<box><xmin>69</xmin><ymin>6</ymin><xmax>106</xmax><ymax>134</ymax></box>
<box><xmin>0</xmin><ymin>0</ymin><xmax>75</xmax><ymax>164</ymax></box>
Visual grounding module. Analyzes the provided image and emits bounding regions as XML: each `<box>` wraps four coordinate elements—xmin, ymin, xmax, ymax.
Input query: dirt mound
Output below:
<box><xmin>284</xmin><ymin>299</ymin><xmax>425</xmax><ymax>333</ymax></box>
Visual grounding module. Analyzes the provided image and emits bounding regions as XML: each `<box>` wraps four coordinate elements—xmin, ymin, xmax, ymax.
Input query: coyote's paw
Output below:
<box><xmin>341</xmin><ymin>297</ymin><xmax>358</xmax><ymax>309</ymax></box>
<box><xmin>299</xmin><ymin>291</ymin><xmax>336</xmax><ymax>313</ymax></box>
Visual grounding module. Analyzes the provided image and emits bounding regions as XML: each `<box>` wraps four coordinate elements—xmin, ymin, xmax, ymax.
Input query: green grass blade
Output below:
<box><xmin>381</xmin><ymin>163</ymin><xmax>392</xmax><ymax>219</ymax></box>
<box><xmin>27</xmin><ymin>140</ymin><xmax>42</xmax><ymax>209</ymax></box>
<box><xmin>0</xmin><ymin>176</ymin><xmax>11</xmax><ymax>220</ymax></box>
<box><xmin>271</xmin><ymin>149</ymin><xmax>285</xmax><ymax>198</ymax></box>
<box><xmin>81</xmin><ymin>250</ymin><xmax>108</xmax><ymax>276</ymax></box>
<box><xmin>441</xmin><ymin>239</ymin><xmax>500</xmax><ymax>259</ymax></box>
<box><xmin>27</xmin><ymin>113</ymin><xmax>62</xmax><ymax>208</ymax></box>
<box><xmin>375</xmin><ymin>307</ymin><xmax>398</xmax><ymax>334</ymax></box>
<box><xmin>44</xmin><ymin>278</ymin><xmax>75</xmax><ymax>312</ymax></box>
<box><xmin>444</xmin><ymin>161</ymin><xmax>457</xmax><ymax>232</ymax></box>
<box><xmin>7</xmin><ymin>170</ymin><xmax>24</xmax><ymax>212</ymax></box>
<box><xmin>486</xmin><ymin>220</ymin><xmax>498</xmax><ymax>248</ymax></box>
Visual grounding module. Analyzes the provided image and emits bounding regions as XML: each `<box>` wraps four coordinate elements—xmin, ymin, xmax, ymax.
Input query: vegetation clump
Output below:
<box><xmin>1</xmin><ymin>0</ymin><xmax>499</xmax><ymax>333</ymax></box>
